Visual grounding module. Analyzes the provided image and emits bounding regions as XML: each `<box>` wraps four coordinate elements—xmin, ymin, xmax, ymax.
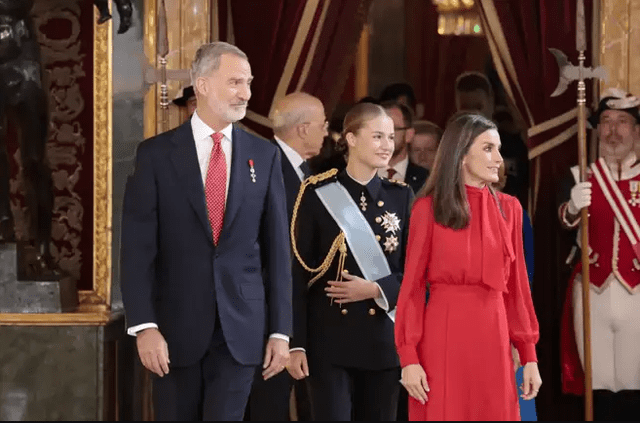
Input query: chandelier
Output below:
<box><xmin>432</xmin><ymin>0</ymin><xmax>483</xmax><ymax>36</ymax></box>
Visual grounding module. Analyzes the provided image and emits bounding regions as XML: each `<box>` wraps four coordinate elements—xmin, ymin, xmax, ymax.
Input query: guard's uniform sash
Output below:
<box><xmin>315</xmin><ymin>181</ymin><xmax>396</xmax><ymax>322</ymax></box>
<box><xmin>590</xmin><ymin>158</ymin><xmax>640</xmax><ymax>260</ymax></box>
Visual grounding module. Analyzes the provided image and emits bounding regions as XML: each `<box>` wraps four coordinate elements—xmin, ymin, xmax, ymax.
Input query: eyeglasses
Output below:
<box><xmin>304</xmin><ymin>120</ymin><xmax>329</xmax><ymax>131</ymax></box>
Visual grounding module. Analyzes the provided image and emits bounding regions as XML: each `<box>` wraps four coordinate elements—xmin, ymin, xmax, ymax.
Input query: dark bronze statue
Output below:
<box><xmin>0</xmin><ymin>0</ymin><xmax>57</xmax><ymax>278</ymax></box>
<box><xmin>94</xmin><ymin>0</ymin><xmax>133</xmax><ymax>34</ymax></box>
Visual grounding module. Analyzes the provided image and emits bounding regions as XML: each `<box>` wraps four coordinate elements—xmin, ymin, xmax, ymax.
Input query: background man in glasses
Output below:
<box><xmin>379</xmin><ymin>101</ymin><xmax>428</xmax><ymax>194</ymax></box>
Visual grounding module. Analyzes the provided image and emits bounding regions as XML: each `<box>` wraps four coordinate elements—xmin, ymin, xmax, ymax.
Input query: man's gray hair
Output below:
<box><xmin>190</xmin><ymin>42</ymin><xmax>248</xmax><ymax>85</ymax></box>
<box><xmin>269</xmin><ymin>92</ymin><xmax>322</xmax><ymax>135</ymax></box>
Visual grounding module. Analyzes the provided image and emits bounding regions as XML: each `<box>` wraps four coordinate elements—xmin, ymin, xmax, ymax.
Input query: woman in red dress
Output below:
<box><xmin>395</xmin><ymin>112</ymin><xmax>542</xmax><ymax>420</ymax></box>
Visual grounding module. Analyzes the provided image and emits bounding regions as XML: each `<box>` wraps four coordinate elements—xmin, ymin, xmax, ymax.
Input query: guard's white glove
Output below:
<box><xmin>568</xmin><ymin>182</ymin><xmax>592</xmax><ymax>215</ymax></box>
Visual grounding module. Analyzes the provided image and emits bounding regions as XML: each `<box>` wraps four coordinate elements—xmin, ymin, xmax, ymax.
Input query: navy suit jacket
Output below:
<box><xmin>120</xmin><ymin>121</ymin><xmax>293</xmax><ymax>368</ymax></box>
<box><xmin>273</xmin><ymin>141</ymin><xmax>303</xmax><ymax>221</ymax></box>
<box><xmin>405</xmin><ymin>161</ymin><xmax>428</xmax><ymax>194</ymax></box>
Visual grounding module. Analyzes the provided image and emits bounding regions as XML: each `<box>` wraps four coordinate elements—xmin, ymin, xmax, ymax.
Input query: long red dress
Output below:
<box><xmin>395</xmin><ymin>185</ymin><xmax>539</xmax><ymax>421</ymax></box>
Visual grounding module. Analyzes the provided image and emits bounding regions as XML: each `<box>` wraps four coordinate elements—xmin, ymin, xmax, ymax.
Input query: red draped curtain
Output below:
<box><xmin>405</xmin><ymin>0</ymin><xmax>490</xmax><ymax>128</ymax></box>
<box><xmin>477</xmin><ymin>0</ymin><xmax>593</xmax><ymax>419</ymax></box>
<box><xmin>213</xmin><ymin>0</ymin><xmax>374</xmax><ymax>138</ymax></box>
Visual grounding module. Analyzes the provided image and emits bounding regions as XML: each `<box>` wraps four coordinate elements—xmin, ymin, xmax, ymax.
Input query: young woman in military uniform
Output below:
<box><xmin>286</xmin><ymin>102</ymin><xmax>414</xmax><ymax>420</ymax></box>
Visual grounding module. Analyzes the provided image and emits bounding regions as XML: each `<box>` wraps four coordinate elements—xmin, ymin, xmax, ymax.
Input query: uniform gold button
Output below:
<box><xmin>341</xmin><ymin>309</ymin><xmax>348</xmax><ymax>315</ymax></box>
<box><xmin>343</xmin><ymin>269</ymin><xmax>349</xmax><ymax>274</ymax></box>
<box><xmin>378</xmin><ymin>201</ymin><xmax>384</xmax><ymax>207</ymax></box>
<box><xmin>369</xmin><ymin>308</ymin><xmax>376</xmax><ymax>316</ymax></box>
<box><xmin>376</xmin><ymin>235</ymin><xmax>381</xmax><ymax>241</ymax></box>
<box><xmin>375</xmin><ymin>217</ymin><xmax>382</xmax><ymax>223</ymax></box>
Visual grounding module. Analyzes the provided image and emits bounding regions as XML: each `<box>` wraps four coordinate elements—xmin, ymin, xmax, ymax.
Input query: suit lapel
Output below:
<box><xmin>169</xmin><ymin>122</ymin><xmax>213</xmax><ymax>243</ymax></box>
<box><xmin>221</xmin><ymin>125</ymin><xmax>247</xmax><ymax>235</ymax></box>
<box><xmin>275</xmin><ymin>142</ymin><xmax>302</xmax><ymax>218</ymax></box>
<box><xmin>276</xmin><ymin>142</ymin><xmax>301</xmax><ymax>195</ymax></box>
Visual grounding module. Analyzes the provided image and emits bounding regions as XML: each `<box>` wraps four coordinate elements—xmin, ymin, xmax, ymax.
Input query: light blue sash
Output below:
<box><xmin>315</xmin><ymin>182</ymin><xmax>395</xmax><ymax>321</ymax></box>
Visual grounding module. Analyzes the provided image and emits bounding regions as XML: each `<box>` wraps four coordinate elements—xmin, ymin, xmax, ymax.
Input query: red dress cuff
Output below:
<box><xmin>397</xmin><ymin>346</ymin><xmax>420</xmax><ymax>368</ymax></box>
<box><xmin>515</xmin><ymin>342</ymin><xmax>538</xmax><ymax>364</ymax></box>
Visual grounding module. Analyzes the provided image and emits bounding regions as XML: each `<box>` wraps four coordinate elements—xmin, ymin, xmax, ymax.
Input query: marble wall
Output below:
<box><xmin>111</xmin><ymin>0</ymin><xmax>146</xmax><ymax>310</ymax></box>
<box><xmin>0</xmin><ymin>326</ymin><xmax>98</xmax><ymax>420</ymax></box>
<box><xmin>600</xmin><ymin>0</ymin><xmax>640</xmax><ymax>95</ymax></box>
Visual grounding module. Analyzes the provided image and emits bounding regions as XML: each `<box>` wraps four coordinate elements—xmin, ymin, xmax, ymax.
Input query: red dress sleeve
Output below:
<box><xmin>395</xmin><ymin>197</ymin><xmax>432</xmax><ymax>367</ymax></box>
<box><xmin>503</xmin><ymin>197</ymin><xmax>540</xmax><ymax>364</ymax></box>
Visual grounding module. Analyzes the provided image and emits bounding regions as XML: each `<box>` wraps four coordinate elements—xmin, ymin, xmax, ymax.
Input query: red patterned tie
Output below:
<box><xmin>205</xmin><ymin>133</ymin><xmax>226</xmax><ymax>244</ymax></box>
<box><xmin>387</xmin><ymin>168</ymin><xmax>397</xmax><ymax>179</ymax></box>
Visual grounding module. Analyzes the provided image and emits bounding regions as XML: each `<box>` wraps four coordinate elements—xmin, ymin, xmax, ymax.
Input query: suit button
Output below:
<box><xmin>369</xmin><ymin>308</ymin><xmax>376</xmax><ymax>316</ymax></box>
<box><xmin>341</xmin><ymin>309</ymin><xmax>348</xmax><ymax>315</ymax></box>
<box><xmin>376</xmin><ymin>235</ymin><xmax>381</xmax><ymax>241</ymax></box>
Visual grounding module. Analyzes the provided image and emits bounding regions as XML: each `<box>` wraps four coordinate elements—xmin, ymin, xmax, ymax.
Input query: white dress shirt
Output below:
<box><xmin>377</xmin><ymin>155</ymin><xmax>409</xmax><ymax>182</ymax></box>
<box><xmin>274</xmin><ymin>136</ymin><xmax>305</xmax><ymax>181</ymax></box>
<box><xmin>128</xmin><ymin>112</ymin><xmax>289</xmax><ymax>344</ymax></box>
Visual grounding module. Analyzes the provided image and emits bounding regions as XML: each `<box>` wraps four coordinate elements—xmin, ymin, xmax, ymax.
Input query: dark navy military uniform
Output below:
<box><xmin>291</xmin><ymin>169</ymin><xmax>414</xmax><ymax>421</ymax></box>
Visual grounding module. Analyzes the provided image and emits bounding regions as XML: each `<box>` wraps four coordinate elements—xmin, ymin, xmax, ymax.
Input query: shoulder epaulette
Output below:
<box><xmin>381</xmin><ymin>177</ymin><xmax>408</xmax><ymax>188</ymax></box>
<box><xmin>305</xmin><ymin>168</ymin><xmax>339</xmax><ymax>188</ymax></box>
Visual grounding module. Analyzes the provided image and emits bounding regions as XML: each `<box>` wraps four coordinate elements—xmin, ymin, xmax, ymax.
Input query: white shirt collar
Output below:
<box><xmin>605</xmin><ymin>152</ymin><xmax>640</xmax><ymax>180</ymax></box>
<box><xmin>393</xmin><ymin>155</ymin><xmax>410</xmax><ymax>178</ymax></box>
<box><xmin>274</xmin><ymin>136</ymin><xmax>305</xmax><ymax>170</ymax></box>
<box><xmin>378</xmin><ymin>154</ymin><xmax>409</xmax><ymax>180</ymax></box>
<box><xmin>191</xmin><ymin>110</ymin><xmax>233</xmax><ymax>141</ymax></box>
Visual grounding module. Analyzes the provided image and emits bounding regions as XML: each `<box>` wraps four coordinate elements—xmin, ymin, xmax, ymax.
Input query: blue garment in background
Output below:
<box><xmin>423</xmin><ymin>205</ymin><xmax>537</xmax><ymax>420</ymax></box>
<box><xmin>517</xmin><ymin>209</ymin><xmax>537</xmax><ymax>421</ymax></box>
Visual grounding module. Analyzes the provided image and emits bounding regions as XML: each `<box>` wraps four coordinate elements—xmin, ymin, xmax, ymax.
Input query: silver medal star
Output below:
<box><xmin>380</xmin><ymin>211</ymin><xmax>401</xmax><ymax>234</ymax></box>
<box><xmin>384</xmin><ymin>235</ymin><xmax>399</xmax><ymax>253</ymax></box>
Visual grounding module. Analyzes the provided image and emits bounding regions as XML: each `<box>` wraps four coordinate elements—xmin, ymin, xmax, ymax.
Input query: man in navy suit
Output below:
<box><xmin>272</xmin><ymin>92</ymin><xmax>327</xmax><ymax>218</ymax></box>
<box><xmin>120</xmin><ymin>42</ymin><xmax>292</xmax><ymax>421</ymax></box>
<box><xmin>244</xmin><ymin>92</ymin><xmax>326</xmax><ymax>421</ymax></box>
<box><xmin>379</xmin><ymin>101</ymin><xmax>428</xmax><ymax>194</ymax></box>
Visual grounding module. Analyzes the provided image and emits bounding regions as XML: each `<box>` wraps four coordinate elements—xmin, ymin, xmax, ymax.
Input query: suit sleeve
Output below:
<box><xmin>120</xmin><ymin>142</ymin><xmax>158</xmax><ymax>328</ymax></box>
<box><xmin>374</xmin><ymin>187</ymin><xmax>415</xmax><ymax>310</ymax></box>
<box><xmin>290</xmin><ymin>188</ymin><xmax>320</xmax><ymax>350</ymax></box>
<box><xmin>261</xmin><ymin>148</ymin><xmax>293</xmax><ymax>338</ymax></box>
<box><xmin>395</xmin><ymin>197</ymin><xmax>432</xmax><ymax>367</ymax></box>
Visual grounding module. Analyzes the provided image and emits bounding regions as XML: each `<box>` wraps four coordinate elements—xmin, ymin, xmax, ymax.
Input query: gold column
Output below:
<box><xmin>144</xmin><ymin>0</ymin><xmax>210</xmax><ymax>137</ymax></box>
<box><xmin>599</xmin><ymin>0</ymin><xmax>640</xmax><ymax>96</ymax></box>
<box><xmin>144</xmin><ymin>0</ymin><xmax>157</xmax><ymax>139</ymax></box>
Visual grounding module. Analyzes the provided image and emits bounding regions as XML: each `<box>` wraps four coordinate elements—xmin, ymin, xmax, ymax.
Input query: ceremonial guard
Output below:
<box><xmin>559</xmin><ymin>89</ymin><xmax>640</xmax><ymax>420</ymax></box>
<box><xmin>287</xmin><ymin>103</ymin><xmax>414</xmax><ymax>420</ymax></box>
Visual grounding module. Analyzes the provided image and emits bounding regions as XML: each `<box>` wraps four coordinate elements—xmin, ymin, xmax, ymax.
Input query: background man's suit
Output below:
<box><xmin>120</xmin><ymin>117</ymin><xmax>292</xmax><ymax>420</ymax></box>
<box><xmin>245</xmin><ymin>139</ymin><xmax>311</xmax><ymax>421</ymax></box>
<box><xmin>405</xmin><ymin>161</ymin><xmax>428</xmax><ymax>194</ymax></box>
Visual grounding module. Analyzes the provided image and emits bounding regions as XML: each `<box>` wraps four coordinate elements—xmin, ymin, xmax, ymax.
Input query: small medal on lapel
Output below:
<box><xmin>629</xmin><ymin>181</ymin><xmax>640</xmax><ymax>207</ymax></box>
<box><xmin>248</xmin><ymin>159</ymin><xmax>256</xmax><ymax>183</ymax></box>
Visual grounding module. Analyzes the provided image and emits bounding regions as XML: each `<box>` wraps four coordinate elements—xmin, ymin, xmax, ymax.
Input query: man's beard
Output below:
<box><xmin>601</xmin><ymin>137</ymin><xmax>632</xmax><ymax>161</ymax></box>
<box><xmin>223</xmin><ymin>105</ymin><xmax>247</xmax><ymax>122</ymax></box>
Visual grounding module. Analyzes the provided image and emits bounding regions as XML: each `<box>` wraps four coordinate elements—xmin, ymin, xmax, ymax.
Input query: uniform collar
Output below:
<box><xmin>339</xmin><ymin>169</ymin><xmax>382</xmax><ymax>200</ymax></box>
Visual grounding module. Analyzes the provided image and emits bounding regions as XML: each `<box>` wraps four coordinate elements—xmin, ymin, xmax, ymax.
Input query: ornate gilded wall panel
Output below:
<box><xmin>600</xmin><ymin>0</ymin><xmax>640</xmax><ymax>96</ymax></box>
<box><xmin>143</xmin><ymin>0</ymin><xmax>209</xmax><ymax>138</ymax></box>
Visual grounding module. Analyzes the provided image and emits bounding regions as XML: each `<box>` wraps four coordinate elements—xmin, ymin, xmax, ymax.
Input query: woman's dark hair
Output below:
<box><xmin>418</xmin><ymin>112</ymin><xmax>498</xmax><ymax>229</ymax></box>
